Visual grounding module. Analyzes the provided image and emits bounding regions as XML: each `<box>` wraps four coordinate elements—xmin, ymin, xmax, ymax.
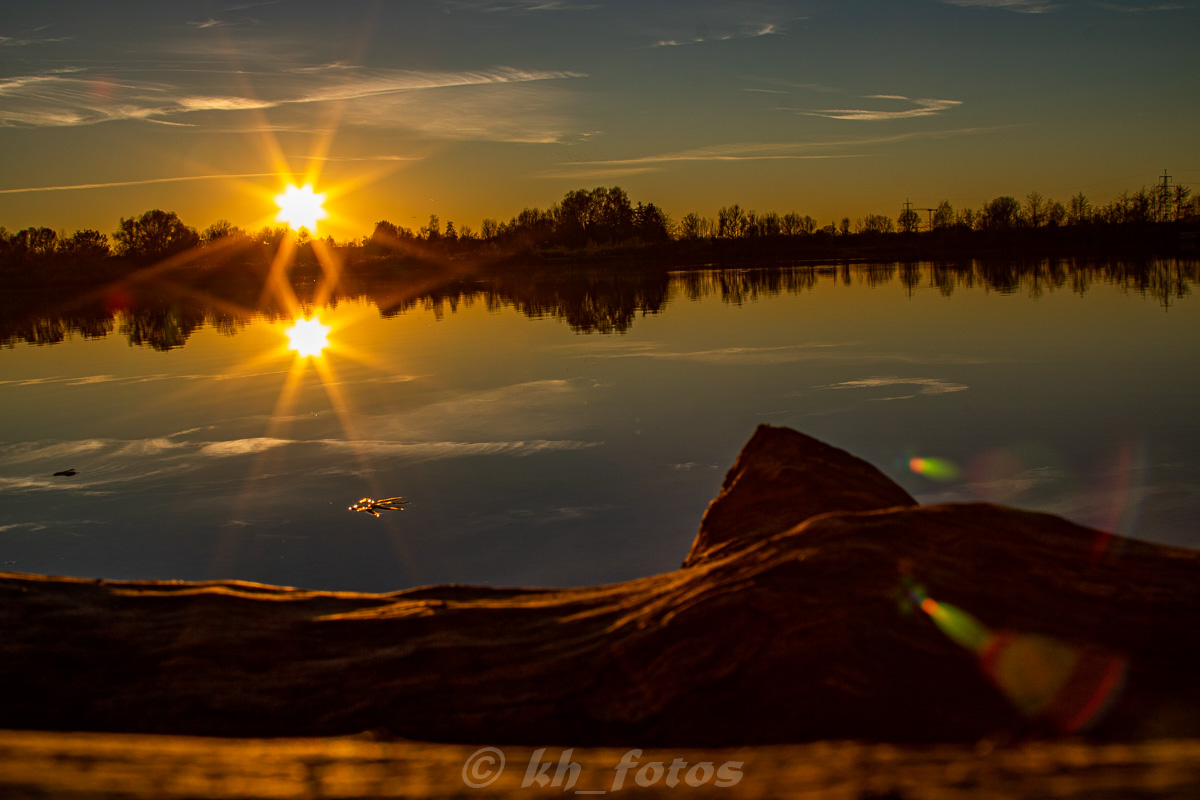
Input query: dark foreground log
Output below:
<box><xmin>2</xmin><ymin>425</ymin><xmax>1199</xmax><ymax>746</ymax></box>
<box><xmin>3</xmin><ymin>730</ymin><xmax>1200</xmax><ymax>799</ymax></box>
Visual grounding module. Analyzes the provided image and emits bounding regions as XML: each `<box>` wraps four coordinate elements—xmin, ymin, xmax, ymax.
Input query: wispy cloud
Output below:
<box><xmin>820</xmin><ymin>377</ymin><xmax>969</xmax><ymax>399</ymax></box>
<box><xmin>1096</xmin><ymin>2</ymin><xmax>1191</xmax><ymax>10</ymax></box>
<box><xmin>186</xmin><ymin>19</ymin><xmax>232</xmax><ymax>29</ymax></box>
<box><xmin>319</xmin><ymin>439</ymin><xmax>599</xmax><ymax>460</ymax></box>
<box><xmin>542</xmin><ymin>142</ymin><xmax>867</xmax><ymax>178</ymax></box>
<box><xmin>576</xmin><ymin>342</ymin><xmax>856</xmax><ymax>365</ymax></box>
<box><xmin>537</xmin><ymin>165</ymin><xmax>669</xmax><ymax>179</ymax></box>
<box><xmin>0</xmin><ymin>522</ymin><xmax>46</xmax><ymax>533</ymax></box>
<box><xmin>938</xmin><ymin>0</ymin><xmax>1060</xmax><ymax>11</ymax></box>
<box><xmin>566</xmin><ymin>341</ymin><xmax>993</xmax><ymax>367</ymax></box>
<box><xmin>446</xmin><ymin>0</ymin><xmax>598</xmax><ymax>11</ymax></box>
<box><xmin>542</xmin><ymin>127</ymin><xmax>1007</xmax><ymax>177</ymax></box>
<box><xmin>0</xmin><ymin>431</ymin><xmax>602</xmax><ymax>495</ymax></box>
<box><xmin>224</xmin><ymin>1</ymin><xmax>283</xmax><ymax>10</ymax></box>
<box><xmin>199</xmin><ymin>438</ymin><xmax>291</xmax><ymax>457</ymax></box>
<box><xmin>0</xmin><ymin>26</ymin><xmax>71</xmax><ymax>47</ymax></box>
<box><xmin>0</xmin><ymin>64</ymin><xmax>585</xmax><ymax>141</ymax></box>
<box><xmin>0</xmin><ymin>369</ymin><xmax>291</xmax><ymax>384</ymax></box>
<box><xmin>295</xmin><ymin>154</ymin><xmax>421</xmax><ymax>163</ymax></box>
<box><xmin>653</xmin><ymin>22</ymin><xmax>784</xmax><ymax>47</ymax></box>
<box><xmin>0</xmin><ymin>172</ymin><xmax>281</xmax><ymax>195</ymax></box>
<box><xmin>801</xmin><ymin>95</ymin><xmax>962</xmax><ymax>121</ymax></box>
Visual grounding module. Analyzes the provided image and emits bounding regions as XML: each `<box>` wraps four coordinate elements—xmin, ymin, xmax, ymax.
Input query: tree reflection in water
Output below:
<box><xmin>1</xmin><ymin>259</ymin><xmax>1196</xmax><ymax>350</ymax></box>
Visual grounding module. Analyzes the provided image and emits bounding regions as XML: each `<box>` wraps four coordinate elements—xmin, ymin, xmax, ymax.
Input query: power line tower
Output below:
<box><xmin>900</xmin><ymin>198</ymin><xmax>918</xmax><ymax>233</ymax></box>
<box><xmin>1159</xmin><ymin>169</ymin><xmax>1173</xmax><ymax>221</ymax></box>
<box><xmin>917</xmin><ymin>208</ymin><xmax>936</xmax><ymax>230</ymax></box>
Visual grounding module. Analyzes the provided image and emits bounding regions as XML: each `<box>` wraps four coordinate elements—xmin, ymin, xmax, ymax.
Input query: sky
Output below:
<box><xmin>1</xmin><ymin>0</ymin><xmax>1198</xmax><ymax>240</ymax></box>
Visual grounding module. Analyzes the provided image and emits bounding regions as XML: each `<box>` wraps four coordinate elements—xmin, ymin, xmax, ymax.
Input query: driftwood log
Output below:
<box><xmin>2</xmin><ymin>425</ymin><xmax>1199</xmax><ymax>745</ymax></box>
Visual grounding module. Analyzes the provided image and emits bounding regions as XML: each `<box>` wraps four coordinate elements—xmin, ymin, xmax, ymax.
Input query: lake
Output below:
<box><xmin>1</xmin><ymin>259</ymin><xmax>1197</xmax><ymax>592</ymax></box>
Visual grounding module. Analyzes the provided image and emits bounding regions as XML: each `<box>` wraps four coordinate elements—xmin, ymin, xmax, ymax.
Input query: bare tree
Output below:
<box><xmin>857</xmin><ymin>214</ymin><xmax>895</xmax><ymax>234</ymax></box>
<box><xmin>677</xmin><ymin>212</ymin><xmax>708</xmax><ymax>240</ymax></box>
<box><xmin>1023</xmin><ymin>191</ymin><xmax>1045</xmax><ymax>228</ymax></box>
<box><xmin>932</xmin><ymin>200</ymin><xmax>955</xmax><ymax>230</ymax></box>
<box><xmin>717</xmin><ymin>205</ymin><xmax>748</xmax><ymax>238</ymax></box>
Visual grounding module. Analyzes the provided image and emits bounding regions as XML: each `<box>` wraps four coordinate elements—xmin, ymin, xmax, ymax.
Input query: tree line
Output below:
<box><xmin>2</xmin><ymin>181</ymin><xmax>1197</xmax><ymax>270</ymax></box>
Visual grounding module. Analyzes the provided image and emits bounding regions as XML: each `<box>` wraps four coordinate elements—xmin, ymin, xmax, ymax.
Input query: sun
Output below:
<box><xmin>284</xmin><ymin>316</ymin><xmax>331</xmax><ymax>358</ymax></box>
<box><xmin>274</xmin><ymin>182</ymin><xmax>330</xmax><ymax>232</ymax></box>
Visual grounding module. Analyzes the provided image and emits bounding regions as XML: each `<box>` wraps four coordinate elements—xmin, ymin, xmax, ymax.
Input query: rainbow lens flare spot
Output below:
<box><xmin>898</xmin><ymin>574</ymin><xmax>1128</xmax><ymax>734</ymax></box>
<box><xmin>909</xmin><ymin>456</ymin><xmax>960</xmax><ymax>481</ymax></box>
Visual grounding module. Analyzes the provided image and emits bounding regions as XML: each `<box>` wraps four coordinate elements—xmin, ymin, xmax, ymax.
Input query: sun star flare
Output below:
<box><xmin>274</xmin><ymin>183</ymin><xmax>329</xmax><ymax>233</ymax></box>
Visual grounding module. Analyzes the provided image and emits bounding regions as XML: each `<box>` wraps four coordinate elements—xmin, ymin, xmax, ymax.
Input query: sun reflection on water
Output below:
<box><xmin>284</xmin><ymin>316</ymin><xmax>331</xmax><ymax>358</ymax></box>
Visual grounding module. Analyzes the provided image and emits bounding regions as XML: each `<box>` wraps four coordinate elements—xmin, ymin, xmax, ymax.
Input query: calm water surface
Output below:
<box><xmin>2</xmin><ymin>262</ymin><xmax>1198</xmax><ymax>591</ymax></box>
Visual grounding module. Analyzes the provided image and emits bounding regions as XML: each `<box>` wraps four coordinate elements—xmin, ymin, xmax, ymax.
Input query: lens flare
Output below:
<box><xmin>274</xmin><ymin>182</ymin><xmax>329</xmax><ymax>232</ymax></box>
<box><xmin>897</xmin><ymin>575</ymin><xmax>1127</xmax><ymax>733</ymax></box>
<box><xmin>908</xmin><ymin>456</ymin><xmax>960</xmax><ymax>481</ymax></box>
<box><xmin>284</xmin><ymin>316</ymin><xmax>331</xmax><ymax>358</ymax></box>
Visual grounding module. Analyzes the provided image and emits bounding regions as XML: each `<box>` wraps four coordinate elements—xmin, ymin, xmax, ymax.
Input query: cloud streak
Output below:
<box><xmin>545</xmin><ymin>126</ymin><xmax>1009</xmax><ymax>176</ymax></box>
<box><xmin>0</xmin><ymin>64</ymin><xmax>585</xmax><ymax>140</ymax></box>
<box><xmin>652</xmin><ymin>22</ymin><xmax>784</xmax><ymax>47</ymax></box>
<box><xmin>0</xmin><ymin>172</ymin><xmax>281</xmax><ymax>195</ymax></box>
<box><xmin>801</xmin><ymin>96</ymin><xmax>962</xmax><ymax>121</ymax></box>
<box><xmin>938</xmin><ymin>0</ymin><xmax>1059</xmax><ymax>11</ymax></box>
<box><xmin>820</xmin><ymin>377</ymin><xmax>969</xmax><ymax>399</ymax></box>
<box><xmin>446</xmin><ymin>0</ymin><xmax>598</xmax><ymax>10</ymax></box>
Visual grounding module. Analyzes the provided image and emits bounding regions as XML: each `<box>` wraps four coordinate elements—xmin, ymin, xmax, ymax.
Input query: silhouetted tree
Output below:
<box><xmin>1068</xmin><ymin>192</ymin><xmax>1091</xmax><ymax>226</ymax></box>
<box><xmin>857</xmin><ymin>214</ymin><xmax>895</xmax><ymax>234</ymax></box>
<box><xmin>677</xmin><ymin>212</ymin><xmax>709</xmax><ymax>240</ymax></box>
<box><xmin>420</xmin><ymin>214</ymin><xmax>441</xmax><ymax>241</ymax></box>
<box><xmin>13</xmin><ymin>227</ymin><xmax>59</xmax><ymax>258</ymax></box>
<box><xmin>1173</xmin><ymin>185</ymin><xmax>1193</xmax><ymax>221</ymax></box>
<box><xmin>1023</xmin><ymin>191</ymin><xmax>1045</xmax><ymax>228</ymax></box>
<box><xmin>201</xmin><ymin>220</ymin><xmax>245</xmax><ymax>244</ymax></box>
<box><xmin>1046</xmin><ymin>200</ymin><xmax>1067</xmax><ymax>227</ymax></box>
<box><xmin>595</xmin><ymin>187</ymin><xmax>634</xmax><ymax>242</ymax></box>
<box><xmin>113</xmin><ymin>210</ymin><xmax>199</xmax><ymax>260</ymax></box>
<box><xmin>717</xmin><ymin>204</ymin><xmax>748</xmax><ymax>238</ymax></box>
<box><xmin>897</xmin><ymin>206</ymin><xmax>920</xmax><ymax>234</ymax></box>
<box><xmin>632</xmin><ymin>202</ymin><xmax>671</xmax><ymax>242</ymax></box>
<box><xmin>981</xmin><ymin>196</ymin><xmax>1021</xmax><ymax>230</ymax></box>
<box><xmin>57</xmin><ymin>229</ymin><xmax>109</xmax><ymax>260</ymax></box>
<box><xmin>932</xmin><ymin>200</ymin><xmax>955</xmax><ymax>229</ymax></box>
<box><xmin>255</xmin><ymin>226</ymin><xmax>289</xmax><ymax>247</ymax></box>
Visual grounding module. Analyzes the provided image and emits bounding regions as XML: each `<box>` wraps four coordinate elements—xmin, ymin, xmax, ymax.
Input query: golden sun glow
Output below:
<box><xmin>274</xmin><ymin>182</ymin><xmax>330</xmax><ymax>232</ymax></box>
<box><xmin>284</xmin><ymin>316</ymin><xmax>331</xmax><ymax>358</ymax></box>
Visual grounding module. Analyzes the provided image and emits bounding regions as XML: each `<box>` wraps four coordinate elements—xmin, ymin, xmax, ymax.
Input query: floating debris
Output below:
<box><xmin>53</xmin><ymin>469</ymin><xmax>78</xmax><ymax>477</ymax></box>
<box><xmin>348</xmin><ymin>497</ymin><xmax>410</xmax><ymax>517</ymax></box>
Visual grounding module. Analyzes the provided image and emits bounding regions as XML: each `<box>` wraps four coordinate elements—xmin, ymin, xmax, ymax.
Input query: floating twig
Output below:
<box><xmin>348</xmin><ymin>496</ymin><xmax>410</xmax><ymax>517</ymax></box>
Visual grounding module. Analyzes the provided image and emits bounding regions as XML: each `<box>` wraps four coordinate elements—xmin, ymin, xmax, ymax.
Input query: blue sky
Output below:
<box><xmin>1</xmin><ymin>0</ymin><xmax>1197</xmax><ymax>237</ymax></box>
